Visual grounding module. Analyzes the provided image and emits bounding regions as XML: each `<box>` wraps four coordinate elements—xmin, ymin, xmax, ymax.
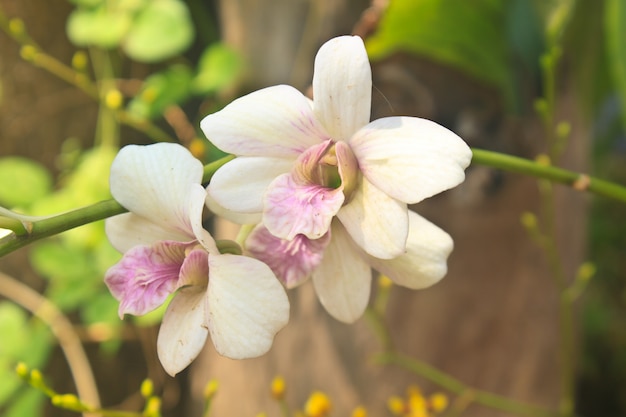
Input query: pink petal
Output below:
<box><xmin>104</xmin><ymin>241</ymin><xmax>189</xmax><ymax>317</ymax></box>
<box><xmin>157</xmin><ymin>287</ymin><xmax>209</xmax><ymax>376</ymax></box>
<box><xmin>311</xmin><ymin>221</ymin><xmax>372</xmax><ymax>323</ymax></box>
<box><xmin>245</xmin><ymin>224</ymin><xmax>331</xmax><ymax>288</ymax></box>
<box><xmin>313</xmin><ymin>36</ymin><xmax>372</xmax><ymax>141</ymax></box>
<box><xmin>263</xmin><ymin>173</ymin><xmax>344</xmax><ymax>240</ymax></box>
<box><xmin>200</xmin><ymin>85</ymin><xmax>329</xmax><ymax>157</ymax></box>
<box><xmin>179</xmin><ymin>248</ymin><xmax>210</xmax><ymax>287</ymax></box>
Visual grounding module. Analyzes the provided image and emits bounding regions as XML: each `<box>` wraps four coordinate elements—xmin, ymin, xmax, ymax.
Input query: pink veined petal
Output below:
<box><xmin>110</xmin><ymin>143</ymin><xmax>203</xmax><ymax>236</ymax></box>
<box><xmin>157</xmin><ymin>287</ymin><xmax>209</xmax><ymax>376</ymax></box>
<box><xmin>367</xmin><ymin>211</ymin><xmax>453</xmax><ymax>289</ymax></box>
<box><xmin>337</xmin><ymin>177</ymin><xmax>408</xmax><ymax>259</ymax></box>
<box><xmin>206</xmin><ymin>254</ymin><xmax>289</xmax><ymax>359</ymax></box>
<box><xmin>245</xmin><ymin>224</ymin><xmax>331</xmax><ymax>288</ymax></box>
<box><xmin>311</xmin><ymin>221</ymin><xmax>372</xmax><ymax>323</ymax></box>
<box><xmin>208</xmin><ymin>156</ymin><xmax>294</xmax><ymax>215</ymax></box>
<box><xmin>178</xmin><ymin>248</ymin><xmax>209</xmax><ymax>287</ymax></box>
<box><xmin>200</xmin><ymin>85</ymin><xmax>330</xmax><ymax>157</ymax></box>
<box><xmin>313</xmin><ymin>36</ymin><xmax>372</xmax><ymax>142</ymax></box>
<box><xmin>104</xmin><ymin>241</ymin><xmax>189</xmax><ymax>318</ymax></box>
<box><xmin>263</xmin><ymin>173</ymin><xmax>344</xmax><ymax>240</ymax></box>
<box><xmin>188</xmin><ymin>183</ymin><xmax>219</xmax><ymax>254</ymax></box>
<box><xmin>105</xmin><ymin>213</ymin><xmax>191</xmax><ymax>253</ymax></box>
<box><xmin>350</xmin><ymin>116</ymin><xmax>472</xmax><ymax>204</ymax></box>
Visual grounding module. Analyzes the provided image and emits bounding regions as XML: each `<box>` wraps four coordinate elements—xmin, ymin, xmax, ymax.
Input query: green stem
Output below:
<box><xmin>471</xmin><ymin>148</ymin><xmax>626</xmax><ymax>203</ymax></box>
<box><xmin>0</xmin><ymin>156</ymin><xmax>234</xmax><ymax>258</ymax></box>
<box><xmin>376</xmin><ymin>352</ymin><xmax>560</xmax><ymax>417</ymax></box>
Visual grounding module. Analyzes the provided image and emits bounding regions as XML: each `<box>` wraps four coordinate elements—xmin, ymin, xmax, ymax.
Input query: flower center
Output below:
<box><xmin>295</xmin><ymin>140</ymin><xmax>359</xmax><ymax>204</ymax></box>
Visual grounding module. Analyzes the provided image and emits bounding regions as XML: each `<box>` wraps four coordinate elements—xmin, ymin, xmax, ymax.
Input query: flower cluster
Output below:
<box><xmin>104</xmin><ymin>35</ymin><xmax>471</xmax><ymax>375</ymax></box>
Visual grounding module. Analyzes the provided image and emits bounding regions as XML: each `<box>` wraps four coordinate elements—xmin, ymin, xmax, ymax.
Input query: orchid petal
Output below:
<box><xmin>313</xmin><ymin>36</ymin><xmax>372</xmax><ymax>141</ymax></box>
<box><xmin>178</xmin><ymin>248</ymin><xmax>209</xmax><ymax>287</ymax></box>
<box><xmin>205</xmin><ymin>191</ymin><xmax>262</xmax><ymax>225</ymax></box>
<box><xmin>264</xmin><ymin>173</ymin><xmax>344</xmax><ymax>240</ymax></box>
<box><xmin>200</xmin><ymin>85</ymin><xmax>329</xmax><ymax>157</ymax></box>
<box><xmin>207</xmin><ymin>254</ymin><xmax>289</xmax><ymax>359</ymax></box>
<box><xmin>368</xmin><ymin>211</ymin><xmax>453</xmax><ymax>289</ymax></box>
<box><xmin>245</xmin><ymin>224</ymin><xmax>331</xmax><ymax>288</ymax></box>
<box><xmin>104</xmin><ymin>241</ymin><xmax>188</xmax><ymax>317</ymax></box>
<box><xmin>350</xmin><ymin>117</ymin><xmax>472</xmax><ymax>204</ymax></box>
<box><xmin>337</xmin><ymin>177</ymin><xmax>408</xmax><ymax>259</ymax></box>
<box><xmin>110</xmin><ymin>143</ymin><xmax>203</xmax><ymax>235</ymax></box>
<box><xmin>188</xmin><ymin>184</ymin><xmax>219</xmax><ymax>254</ymax></box>
<box><xmin>157</xmin><ymin>287</ymin><xmax>209</xmax><ymax>376</ymax></box>
<box><xmin>105</xmin><ymin>213</ymin><xmax>191</xmax><ymax>253</ymax></box>
<box><xmin>208</xmin><ymin>157</ymin><xmax>294</xmax><ymax>215</ymax></box>
<box><xmin>311</xmin><ymin>222</ymin><xmax>371</xmax><ymax>323</ymax></box>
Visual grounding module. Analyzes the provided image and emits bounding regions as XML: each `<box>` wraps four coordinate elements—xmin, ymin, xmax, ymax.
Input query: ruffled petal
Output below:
<box><xmin>105</xmin><ymin>213</ymin><xmax>191</xmax><ymax>253</ymax></box>
<box><xmin>337</xmin><ymin>177</ymin><xmax>408</xmax><ymax>259</ymax></box>
<box><xmin>367</xmin><ymin>211</ymin><xmax>453</xmax><ymax>289</ymax></box>
<box><xmin>313</xmin><ymin>36</ymin><xmax>372</xmax><ymax>141</ymax></box>
<box><xmin>157</xmin><ymin>287</ymin><xmax>209</xmax><ymax>376</ymax></box>
<box><xmin>206</xmin><ymin>254</ymin><xmax>289</xmax><ymax>359</ymax></box>
<box><xmin>109</xmin><ymin>143</ymin><xmax>203</xmax><ymax>236</ymax></box>
<box><xmin>245</xmin><ymin>224</ymin><xmax>331</xmax><ymax>288</ymax></box>
<box><xmin>264</xmin><ymin>173</ymin><xmax>344</xmax><ymax>240</ymax></box>
<box><xmin>208</xmin><ymin>156</ymin><xmax>294</xmax><ymax>215</ymax></box>
<box><xmin>350</xmin><ymin>117</ymin><xmax>472</xmax><ymax>204</ymax></box>
<box><xmin>311</xmin><ymin>222</ymin><xmax>371</xmax><ymax>323</ymax></box>
<box><xmin>200</xmin><ymin>85</ymin><xmax>329</xmax><ymax>157</ymax></box>
<box><xmin>104</xmin><ymin>241</ymin><xmax>188</xmax><ymax>317</ymax></box>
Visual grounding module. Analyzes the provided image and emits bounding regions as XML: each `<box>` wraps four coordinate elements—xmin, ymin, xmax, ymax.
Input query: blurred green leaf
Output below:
<box><xmin>67</xmin><ymin>6</ymin><xmax>131</xmax><ymax>48</ymax></box>
<box><xmin>606</xmin><ymin>0</ymin><xmax>626</xmax><ymax>126</ymax></box>
<box><xmin>0</xmin><ymin>303</ymin><xmax>28</xmax><ymax>357</ymax></box>
<box><xmin>192</xmin><ymin>43</ymin><xmax>242</xmax><ymax>94</ymax></box>
<box><xmin>128</xmin><ymin>64</ymin><xmax>193</xmax><ymax>119</ymax></box>
<box><xmin>0</xmin><ymin>157</ymin><xmax>51</xmax><ymax>208</ymax></box>
<box><xmin>123</xmin><ymin>0</ymin><xmax>194</xmax><ymax>62</ymax></box>
<box><xmin>3</xmin><ymin>388</ymin><xmax>45</xmax><ymax>417</ymax></box>
<box><xmin>366</xmin><ymin>0</ymin><xmax>515</xmax><ymax>106</ymax></box>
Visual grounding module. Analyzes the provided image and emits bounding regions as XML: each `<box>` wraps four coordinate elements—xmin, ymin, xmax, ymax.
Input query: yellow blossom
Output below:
<box><xmin>305</xmin><ymin>391</ymin><xmax>332</xmax><ymax>417</ymax></box>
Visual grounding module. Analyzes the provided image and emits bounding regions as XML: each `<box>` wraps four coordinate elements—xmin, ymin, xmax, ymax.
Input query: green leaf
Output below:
<box><xmin>192</xmin><ymin>43</ymin><xmax>242</xmax><ymax>94</ymax></box>
<box><xmin>3</xmin><ymin>388</ymin><xmax>45</xmax><ymax>417</ymax></box>
<box><xmin>128</xmin><ymin>64</ymin><xmax>193</xmax><ymax>119</ymax></box>
<box><xmin>606</xmin><ymin>0</ymin><xmax>626</xmax><ymax>126</ymax></box>
<box><xmin>123</xmin><ymin>0</ymin><xmax>194</xmax><ymax>62</ymax></box>
<box><xmin>66</xmin><ymin>6</ymin><xmax>131</xmax><ymax>48</ymax></box>
<box><xmin>366</xmin><ymin>0</ymin><xmax>514</xmax><ymax>106</ymax></box>
<box><xmin>0</xmin><ymin>303</ymin><xmax>28</xmax><ymax>357</ymax></box>
<box><xmin>0</xmin><ymin>157</ymin><xmax>51</xmax><ymax>208</ymax></box>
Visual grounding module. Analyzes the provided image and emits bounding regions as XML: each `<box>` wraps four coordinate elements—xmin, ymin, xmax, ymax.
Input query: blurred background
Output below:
<box><xmin>0</xmin><ymin>0</ymin><xmax>625</xmax><ymax>416</ymax></box>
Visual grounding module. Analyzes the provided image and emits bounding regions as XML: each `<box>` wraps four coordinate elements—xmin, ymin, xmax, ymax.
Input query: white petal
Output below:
<box><xmin>311</xmin><ymin>222</ymin><xmax>371</xmax><ymax>323</ymax></box>
<box><xmin>313</xmin><ymin>36</ymin><xmax>372</xmax><ymax>141</ymax></box>
<box><xmin>351</xmin><ymin>117</ymin><xmax>472</xmax><ymax>204</ymax></box>
<box><xmin>200</xmin><ymin>85</ymin><xmax>329</xmax><ymax>157</ymax></box>
<box><xmin>106</xmin><ymin>213</ymin><xmax>191</xmax><ymax>253</ymax></box>
<box><xmin>208</xmin><ymin>157</ymin><xmax>294</xmax><ymax>215</ymax></box>
<box><xmin>207</xmin><ymin>254</ymin><xmax>289</xmax><ymax>359</ymax></box>
<box><xmin>110</xmin><ymin>143</ymin><xmax>203</xmax><ymax>235</ymax></box>
<box><xmin>368</xmin><ymin>211</ymin><xmax>453</xmax><ymax>289</ymax></box>
<box><xmin>157</xmin><ymin>287</ymin><xmax>209</xmax><ymax>376</ymax></box>
<box><xmin>205</xmin><ymin>191</ymin><xmax>262</xmax><ymax>225</ymax></box>
<box><xmin>188</xmin><ymin>184</ymin><xmax>219</xmax><ymax>254</ymax></box>
<box><xmin>337</xmin><ymin>177</ymin><xmax>408</xmax><ymax>259</ymax></box>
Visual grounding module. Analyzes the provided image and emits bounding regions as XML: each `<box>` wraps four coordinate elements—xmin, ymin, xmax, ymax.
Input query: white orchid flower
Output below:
<box><xmin>200</xmin><ymin>36</ymin><xmax>472</xmax><ymax>323</ymax></box>
<box><xmin>104</xmin><ymin>143</ymin><xmax>289</xmax><ymax>376</ymax></box>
